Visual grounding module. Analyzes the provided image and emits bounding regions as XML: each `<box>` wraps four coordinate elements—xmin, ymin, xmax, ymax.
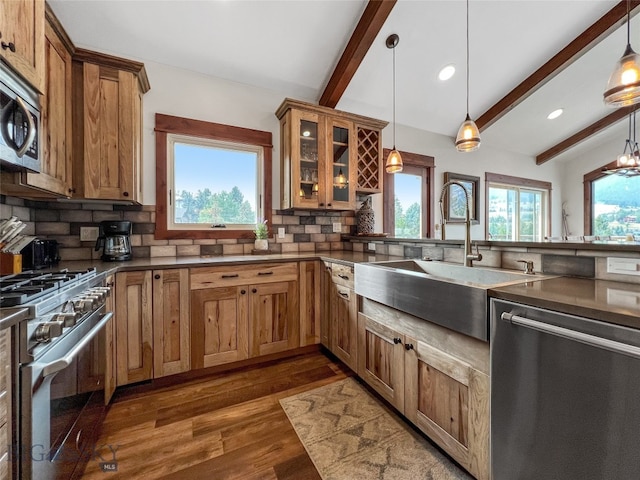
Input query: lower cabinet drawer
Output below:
<box><xmin>191</xmin><ymin>262</ymin><xmax>298</xmax><ymax>289</ymax></box>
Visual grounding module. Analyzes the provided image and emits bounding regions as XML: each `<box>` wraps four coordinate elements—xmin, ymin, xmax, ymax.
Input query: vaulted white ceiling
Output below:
<box><xmin>49</xmin><ymin>0</ymin><xmax>631</xmax><ymax>161</ymax></box>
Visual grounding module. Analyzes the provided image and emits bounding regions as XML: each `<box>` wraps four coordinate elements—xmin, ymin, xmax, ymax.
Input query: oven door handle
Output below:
<box><xmin>41</xmin><ymin>312</ymin><xmax>113</xmax><ymax>378</ymax></box>
<box><xmin>501</xmin><ymin>311</ymin><xmax>640</xmax><ymax>359</ymax></box>
<box><xmin>15</xmin><ymin>96</ymin><xmax>37</xmax><ymax>158</ymax></box>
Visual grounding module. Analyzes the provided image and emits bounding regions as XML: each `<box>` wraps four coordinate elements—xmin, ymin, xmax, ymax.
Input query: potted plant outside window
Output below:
<box><xmin>254</xmin><ymin>219</ymin><xmax>269</xmax><ymax>251</ymax></box>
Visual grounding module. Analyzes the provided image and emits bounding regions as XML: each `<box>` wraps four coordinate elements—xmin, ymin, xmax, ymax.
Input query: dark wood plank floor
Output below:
<box><xmin>81</xmin><ymin>350</ymin><xmax>353</xmax><ymax>480</ymax></box>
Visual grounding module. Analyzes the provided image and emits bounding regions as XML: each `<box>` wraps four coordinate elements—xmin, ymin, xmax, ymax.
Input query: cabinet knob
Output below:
<box><xmin>404</xmin><ymin>343</ymin><xmax>414</xmax><ymax>351</ymax></box>
<box><xmin>393</xmin><ymin>337</ymin><xmax>402</xmax><ymax>345</ymax></box>
<box><xmin>338</xmin><ymin>274</ymin><xmax>349</xmax><ymax>280</ymax></box>
<box><xmin>240</xmin><ymin>289</ymin><xmax>246</xmax><ymax>295</ymax></box>
<box><xmin>154</xmin><ymin>274</ymin><xmax>160</xmax><ymax>279</ymax></box>
<box><xmin>1</xmin><ymin>41</ymin><xmax>16</xmax><ymax>53</ymax></box>
<box><xmin>123</xmin><ymin>191</ymin><xmax>129</xmax><ymax>197</ymax></box>
<box><xmin>327</xmin><ymin>203</ymin><xmax>332</xmax><ymax>207</ymax></box>
<box><xmin>319</xmin><ymin>203</ymin><xmax>324</xmax><ymax>207</ymax></box>
<box><xmin>252</xmin><ymin>288</ymin><xmax>257</xmax><ymax>293</ymax></box>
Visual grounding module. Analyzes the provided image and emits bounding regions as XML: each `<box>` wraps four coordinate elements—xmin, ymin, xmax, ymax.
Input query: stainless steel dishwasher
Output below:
<box><xmin>491</xmin><ymin>298</ymin><xmax>640</xmax><ymax>480</ymax></box>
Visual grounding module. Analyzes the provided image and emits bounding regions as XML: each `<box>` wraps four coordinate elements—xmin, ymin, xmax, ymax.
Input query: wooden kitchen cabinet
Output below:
<box><xmin>72</xmin><ymin>49</ymin><xmax>149</xmax><ymax>202</ymax></box>
<box><xmin>299</xmin><ymin>260</ymin><xmax>321</xmax><ymax>346</ymax></box>
<box><xmin>152</xmin><ymin>269</ymin><xmax>190</xmax><ymax>378</ymax></box>
<box><xmin>357</xmin><ymin>313</ymin><xmax>405</xmax><ymax>412</ymax></box>
<box><xmin>190</xmin><ymin>262</ymin><xmax>299</xmax><ymax>369</ymax></box>
<box><xmin>276</xmin><ymin>98</ymin><xmax>387</xmax><ymax>210</ymax></box>
<box><xmin>0</xmin><ymin>0</ymin><xmax>45</xmax><ymax>93</ymax></box>
<box><xmin>359</xmin><ymin>298</ymin><xmax>490</xmax><ymax>480</ymax></box>
<box><xmin>0</xmin><ymin>6</ymin><xmax>74</xmax><ymax>199</ymax></box>
<box><xmin>115</xmin><ymin>270</ymin><xmax>153</xmax><ymax>386</ymax></box>
<box><xmin>326</xmin><ymin>261</ymin><xmax>358</xmax><ymax>371</ymax></box>
<box><xmin>405</xmin><ymin>336</ymin><xmax>489</xmax><ymax>480</ymax></box>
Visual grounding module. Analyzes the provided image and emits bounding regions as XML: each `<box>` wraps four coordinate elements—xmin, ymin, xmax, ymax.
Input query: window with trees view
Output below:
<box><xmin>585</xmin><ymin>162</ymin><xmax>640</xmax><ymax>237</ymax></box>
<box><xmin>486</xmin><ymin>173</ymin><xmax>550</xmax><ymax>242</ymax></box>
<box><xmin>383</xmin><ymin>150</ymin><xmax>434</xmax><ymax>239</ymax></box>
<box><xmin>155</xmin><ymin>114</ymin><xmax>272</xmax><ymax>240</ymax></box>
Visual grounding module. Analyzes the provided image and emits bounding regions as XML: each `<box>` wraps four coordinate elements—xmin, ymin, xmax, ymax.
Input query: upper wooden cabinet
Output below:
<box><xmin>72</xmin><ymin>49</ymin><xmax>150</xmax><ymax>203</ymax></box>
<box><xmin>276</xmin><ymin>98</ymin><xmax>387</xmax><ymax>210</ymax></box>
<box><xmin>0</xmin><ymin>6</ymin><xmax>74</xmax><ymax>199</ymax></box>
<box><xmin>0</xmin><ymin>0</ymin><xmax>45</xmax><ymax>93</ymax></box>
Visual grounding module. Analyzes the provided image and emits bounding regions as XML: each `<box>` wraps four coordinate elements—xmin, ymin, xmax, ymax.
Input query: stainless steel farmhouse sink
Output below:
<box><xmin>354</xmin><ymin>260</ymin><xmax>550</xmax><ymax>341</ymax></box>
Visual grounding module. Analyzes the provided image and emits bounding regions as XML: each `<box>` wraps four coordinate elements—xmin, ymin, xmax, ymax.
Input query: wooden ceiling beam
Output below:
<box><xmin>536</xmin><ymin>105</ymin><xmax>634</xmax><ymax>165</ymax></box>
<box><xmin>477</xmin><ymin>0</ymin><xmax>640</xmax><ymax>132</ymax></box>
<box><xmin>319</xmin><ymin>0</ymin><xmax>396</xmax><ymax>108</ymax></box>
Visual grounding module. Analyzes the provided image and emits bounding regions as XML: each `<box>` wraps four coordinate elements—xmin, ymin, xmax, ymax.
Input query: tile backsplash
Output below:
<box><xmin>0</xmin><ymin>195</ymin><xmax>355</xmax><ymax>260</ymax></box>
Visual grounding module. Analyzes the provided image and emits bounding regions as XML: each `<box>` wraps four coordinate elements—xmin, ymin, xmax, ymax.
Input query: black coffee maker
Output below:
<box><xmin>95</xmin><ymin>221</ymin><xmax>132</xmax><ymax>261</ymax></box>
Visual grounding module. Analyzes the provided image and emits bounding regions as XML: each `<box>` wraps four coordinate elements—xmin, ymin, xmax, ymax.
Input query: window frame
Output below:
<box><xmin>583</xmin><ymin>160</ymin><xmax>617</xmax><ymax>235</ymax></box>
<box><xmin>383</xmin><ymin>149</ymin><xmax>435</xmax><ymax>238</ymax></box>
<box><xmin>155</xmin><ymin>113</ymin><xmax>272</xmax><ymax>240</ymax></box>
<box><xmin>485</xmin><ymin>172</ymin><xmax>552</xmax><ymax>241</ymax></box>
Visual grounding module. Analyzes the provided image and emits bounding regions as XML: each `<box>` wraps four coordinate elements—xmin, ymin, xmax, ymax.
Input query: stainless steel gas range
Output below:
<box><xmin>0</xmin><ymin>268</ymin><xmax>114</xmax><ymax>480</ymax></box>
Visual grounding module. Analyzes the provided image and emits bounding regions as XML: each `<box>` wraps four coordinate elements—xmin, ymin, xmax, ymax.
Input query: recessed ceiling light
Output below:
<box><xmin>438</xmin><ymin>65</ymin><xmax>456</xmax><ymax>81</ymax></box>
<box><xmin>547</xmin><ymin>108</ymin><xmax>563</xmax><ymax>120</ymax></box>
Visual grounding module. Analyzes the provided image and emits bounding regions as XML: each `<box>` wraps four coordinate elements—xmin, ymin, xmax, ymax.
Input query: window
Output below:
<box><xmin>383</xmin><ymin>150</ymin><xmax>434</xmax><ymax>238</ymax></box>
<box><xmin>486</xmin><ymin>173</ymin><xmax>551</xmax><ymax>242</ymax></box>
<box><xmin>155</xmin><ymin>114</ymin><xmax>272</xmax><ymax>240</ymax></box>
<box><xmin>584</xmin><ymin>161</ymin><xmax>640</xmax><ymax>236</ymax></box>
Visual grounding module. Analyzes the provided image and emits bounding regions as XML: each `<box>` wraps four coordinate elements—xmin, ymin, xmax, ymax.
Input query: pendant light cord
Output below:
<box><xmin>392</xmin><ymin>43</ymin><xmax>397</xmax><ymax>149</ymax></box>
<box><xmin>466</xmin><ymin>0</ymin><xmax>470</xmax><ymax>115</ymax></box>
<box><xmin>628</xmin><ymin>0</ymin><xmax>631</xmax><ymax>47</ymax></box>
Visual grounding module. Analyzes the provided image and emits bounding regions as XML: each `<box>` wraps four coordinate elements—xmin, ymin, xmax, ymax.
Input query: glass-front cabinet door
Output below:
<box><xmin>291</xmin><ymin>110</ymin><xmax>324</xmax><ymax>209</ymax></box>
<box><xmin>326</xmin><ymin>118</ymin><xmax>355</xmax><ymax>209</ymax></box>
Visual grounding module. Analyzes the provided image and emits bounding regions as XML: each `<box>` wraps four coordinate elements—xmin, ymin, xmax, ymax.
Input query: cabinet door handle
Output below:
<box><xmin>240</xmin><ymin>289</ymin><xmax>246</xmax><ymax>295</ymax></box>
<box><xmin>154</xmin><ymin>274</ymin><xmax>160</xmax><ymax>280</ymax></box>
<box><xmin>221</xmin><ymin>274</ymin><xmax>239</xmax><ymax>279</ymax></box>
<box><xmin>404</xmin><ymin>343</ymin><xmax>414</xmax><ymax>351</ymax></box>
<box><xmin>123</xmin><ymin>191</ymin><xmax>130</xmax><ymax>197</ymax></box>
<box><xmin>338</xmin><ymin>274</ymin><xmax>349</xmax><ymax>280</ymax></box>
<box><xmin>393</xmin><ymin>337</ymin><xmax>402</xmax><ymax>345</ymax></box>
<box><xmin>252</xmin><ymin>288</ymin><xmax>257</xmax><ymax>293</ymax></box>
<box><xmin>258</xmin><ymin>271</ymin><xmax>273</xmax><ymax>276</ymax></box>
<box><xmin>1</xmin><ymin>41</ymin><xmax>16</xmax><ymax>53</ymax></box>
<box><xmin>339</xmin><ymin>291</ymin><xmax>349</xmax><ymax>299</ymax></box>
<box><xmin>319</xmin><ymin>203</ymin><xmax>325</xmax><ymax>207</ymax></box>
<box><xmin>327</xmin><ymin>203</ymin><xmax>332</xmax><ymax>207</ymax></box>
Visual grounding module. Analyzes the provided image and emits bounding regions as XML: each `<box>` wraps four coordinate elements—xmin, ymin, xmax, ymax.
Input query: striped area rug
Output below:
<box><xmin>280</xmin><ymin>377</ymin><xmax>473</xmax><ymax>480</ymax></box>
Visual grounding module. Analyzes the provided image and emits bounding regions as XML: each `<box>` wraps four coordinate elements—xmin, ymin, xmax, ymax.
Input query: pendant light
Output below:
<box><xmin>604</xmin><ymin>0</ymin><xmax>640</xmax><ymax>107</ymax></box>
<box><xmin>385</xmin><ymin>34</ymin><xmax>403</xmax><ymax>173</ymax></box>
<box><xmin>455</xmin><ymin>0</ymin><xmax>481</xmax><ymax>152</ymax></box>
<box><xmin>603</xmin><ymin>109</ymin><xmax>640</xmax><ymax>176</ymax></box>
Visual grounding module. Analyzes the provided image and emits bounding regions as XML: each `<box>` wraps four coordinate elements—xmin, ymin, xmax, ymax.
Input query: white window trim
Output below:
<box><xmin>166</xmin><ymin>133</ymin><xmax>265</xmax><ymax>232</ymax></box>
<box><xmin>487</xmin><ymin>182</ymin><xmax>549</xmax><ymax>241</ymax></box>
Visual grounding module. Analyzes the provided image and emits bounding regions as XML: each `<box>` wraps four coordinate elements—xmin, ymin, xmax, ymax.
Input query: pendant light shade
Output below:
<box><xmin>603</xmin><ymin>110</ymin><xmax>640</xmax><ymax>177</ymax></box>
<box><xmin>604</xmin><ymin>44</ymin><xmax>640</xmax><ymax>107</ymax></box>
<box><xmin>455</xmin><ymin>114</ymin><xmax>481</xmax><ymax>152</ymax></box>
<box><xmin>386</xmin><ymin>34</ymin><xmax>403</xmax><ymax>173</ymax></box>
<box><xmin>604</xmin><ymin>0</ymin><xmax>640</xmax><ymax>107</ymax></box>
<box><xmin>456</xmin><ymin>0</ymin><xmax>481</xmax><ymax>152</ymax></box>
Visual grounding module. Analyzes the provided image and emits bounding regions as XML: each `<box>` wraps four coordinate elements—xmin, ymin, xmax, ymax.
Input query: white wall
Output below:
<box><xmin>141</xmin><ymin>61</ymin><xmax>564</xmax><ymax>239</ymax></box>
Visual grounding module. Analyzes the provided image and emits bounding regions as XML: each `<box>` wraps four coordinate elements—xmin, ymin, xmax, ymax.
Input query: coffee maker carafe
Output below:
<box><xmin>95</xmin><ymin>220</ymin><xmax>132</xmax><ymax>261</ymax></box>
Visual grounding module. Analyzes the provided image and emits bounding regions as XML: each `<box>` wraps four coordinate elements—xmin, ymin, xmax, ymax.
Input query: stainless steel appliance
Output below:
<box><xmin>0</xmin><ymin>62</ymin><xmax>40</xmax><ymax>172</ymax></box>
<box><xmin>491</xmin><ymin>298</ymin><xmax>640</xmax><ymax>480</ymax></box>
<box><xmin>0</xmin><ymin>268</ymin><xmax>113</xmax><ymax>479</ymax></box>
<box><xmin>94</xmin><ymin>221</ymin><xmax>132</xmax><ymax>262</ymax></box>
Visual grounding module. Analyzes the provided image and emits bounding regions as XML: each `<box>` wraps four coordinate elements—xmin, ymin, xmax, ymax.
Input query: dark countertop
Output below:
<box><xmin>0</xmin><ymin>307</ymin><xmax>29</xmax><ymax>330</ymax></box>
<box><xmin>490</xmin><ymin>276</ymin><xmax>640</xmax><ymax>330</ymax></box>
<box><xmin>54</xmin><ymin>251</ymin><xmax>403</xmax><ymax>275</ymax></box>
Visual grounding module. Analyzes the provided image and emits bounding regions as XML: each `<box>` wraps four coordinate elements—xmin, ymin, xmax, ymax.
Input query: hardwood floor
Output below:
<box><xmin>81</xmin><ymin>349</ymin><xmax>353</xmax><ymax>480</ymax></box>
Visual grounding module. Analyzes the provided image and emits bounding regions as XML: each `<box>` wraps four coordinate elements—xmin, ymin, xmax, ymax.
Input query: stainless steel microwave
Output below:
<box><xmin>0</xmin><ymin>61</ymin><xmax>40</xmax><ymax>172</ymax></box>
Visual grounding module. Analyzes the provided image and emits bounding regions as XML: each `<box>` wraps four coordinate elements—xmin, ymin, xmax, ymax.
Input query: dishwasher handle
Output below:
<box><xmin>41</xmin><ymin>312</ymin><xmax>113</xmax><ymax>378</ymax></box>
<box><xmin>501</xmin><ymin>311</ymin><xmax>640</xmax><ymax>360</ymax></box>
